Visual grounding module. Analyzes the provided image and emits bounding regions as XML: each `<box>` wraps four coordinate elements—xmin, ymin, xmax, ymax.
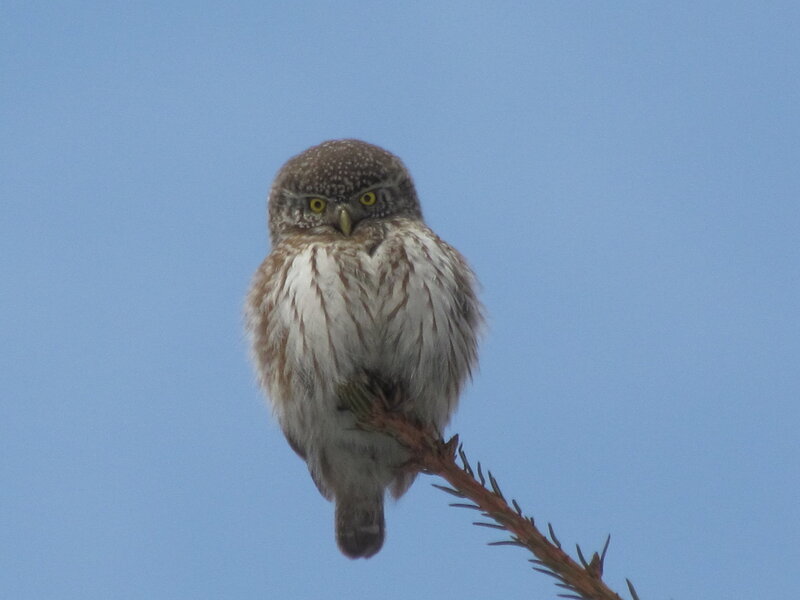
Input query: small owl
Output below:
<box><xmin>245</xmin><ymin>139</ymin><xmax>482</xmax><ymax>558</ymax></box>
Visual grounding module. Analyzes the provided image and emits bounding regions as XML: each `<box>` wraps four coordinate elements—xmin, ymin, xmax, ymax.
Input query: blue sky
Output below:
<box><xmin>2</xmin><ymin>2</ymin><xmax>798</xmax><ymax>598</ymax></box>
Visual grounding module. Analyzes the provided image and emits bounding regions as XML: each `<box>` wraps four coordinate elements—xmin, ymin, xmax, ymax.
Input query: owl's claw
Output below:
<box><xmin>373</xmin><ymin>386</ymin><xmax>399</xmax><ymax>412</ymax></box>
<box><xmin>337</xmin><ymin>372</ymin><xmax>408</xmax><ymax>422</ymax></box>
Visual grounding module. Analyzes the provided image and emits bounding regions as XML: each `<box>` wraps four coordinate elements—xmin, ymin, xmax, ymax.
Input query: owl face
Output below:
<box><xmin>268</xmin><ymin>139</ymin><xmax>422</xmax><ymax>243</ymax></box>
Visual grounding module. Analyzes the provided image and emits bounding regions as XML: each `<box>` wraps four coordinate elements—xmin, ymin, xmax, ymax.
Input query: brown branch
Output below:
<box><xmin>357</xmin><ymin>403</ymin><xmax>639</xmax><ymax>600</ymax></box>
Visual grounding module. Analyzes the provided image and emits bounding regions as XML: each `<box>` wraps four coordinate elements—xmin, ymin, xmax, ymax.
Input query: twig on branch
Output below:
<box><xmin>351</xmin><ymin>399</ymin><xmax>640</xmax><ymax>600</ymax></box>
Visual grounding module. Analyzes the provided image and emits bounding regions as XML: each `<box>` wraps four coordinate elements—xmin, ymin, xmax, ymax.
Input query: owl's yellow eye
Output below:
<box><xmin>359</xmin><ymin>191</ymin><xmax>378</xmax><ymax>206</ymax></box>
<box><xmin>308</xmin><ymin>197</ymin><xmax>327</xmax><ymax>213</ymax></box>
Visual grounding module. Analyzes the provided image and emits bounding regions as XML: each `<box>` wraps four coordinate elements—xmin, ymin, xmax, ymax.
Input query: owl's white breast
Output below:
<box><xmin>249</xmin><ymin>219</ymin><xmax>479</xmax><ymax>445</ymax></box>
<box><xmin>274</xmin><ymin>225</ymin><xmax>470</xmax><ymax>421</ymax></box>
<box><xmin>277</xmin><ymin>241</ymin><xmax>378</xmax><ymax>385</ymax></box>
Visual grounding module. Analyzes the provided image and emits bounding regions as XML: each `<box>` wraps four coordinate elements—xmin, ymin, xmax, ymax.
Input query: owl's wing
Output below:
<box><xmin>283</xmin><ymin>429</ymin><xmax>307</xmax><ymax>459</ymax></box>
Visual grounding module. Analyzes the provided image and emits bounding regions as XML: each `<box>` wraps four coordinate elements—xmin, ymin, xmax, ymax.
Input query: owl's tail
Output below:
<box><xmin>335</xmin><ymin>492</ymin><xmax>385</xmax><ymax>559</ymax></box>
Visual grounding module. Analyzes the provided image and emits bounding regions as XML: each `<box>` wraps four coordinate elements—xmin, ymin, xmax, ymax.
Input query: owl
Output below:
<box><xmin>245</xmin><ymin>139</ymin><xmax>482</xmax><ymax>558</ymax></box>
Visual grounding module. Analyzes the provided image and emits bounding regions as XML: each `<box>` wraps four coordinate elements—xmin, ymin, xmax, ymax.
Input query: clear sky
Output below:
<box><xmin>2</xmin><ymin>2</ymin><xmax>798</xmax><ymax>599</ymax></box>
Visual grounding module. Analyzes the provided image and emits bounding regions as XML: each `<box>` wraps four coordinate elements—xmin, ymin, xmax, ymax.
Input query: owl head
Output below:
<box><xmin>267</xmin><ymin>139</ymin><xmax>422</xmax><ymax>244</ymax></box>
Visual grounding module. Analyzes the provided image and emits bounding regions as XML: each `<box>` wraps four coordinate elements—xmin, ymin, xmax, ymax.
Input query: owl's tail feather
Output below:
<box><xmin>335</xmin><ymin>493</ymin><xmax>385</xmax><ymax>559</ymax></box>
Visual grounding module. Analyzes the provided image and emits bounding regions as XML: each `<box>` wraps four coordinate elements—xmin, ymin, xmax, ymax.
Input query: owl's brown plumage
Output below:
<box><xmin>245</xmin><ymin>139</ymin><xmax>482</xmax><ymax>558</ymax></box>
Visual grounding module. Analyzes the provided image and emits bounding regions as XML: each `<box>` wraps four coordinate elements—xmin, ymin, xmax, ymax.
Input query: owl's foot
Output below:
<box><xmin>337</xmin><ymin>372</ymin><xmax>406</xmax><ymax>420</ymax></box>
<box><xmin>377</xmin><ymin>385</ymin><xmax>403</xmax><ymax>412</ymax></box>
<box><xmin>337</xmin><ymin>376</ymin><xmax>376</xmax><ymax>420</ymax></box>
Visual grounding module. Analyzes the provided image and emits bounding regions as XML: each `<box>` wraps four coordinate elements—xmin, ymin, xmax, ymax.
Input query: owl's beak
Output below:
<box><xmin>337</xmin><ymin>206</ymin><xmax>353</xmax><ymax>236</ymax></box>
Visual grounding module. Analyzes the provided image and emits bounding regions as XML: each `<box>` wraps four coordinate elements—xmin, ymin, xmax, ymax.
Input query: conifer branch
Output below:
<box><xmin>351</xmin><ymin>399</ymin><xmax>639</xmax><ymax>600</ymax></box>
